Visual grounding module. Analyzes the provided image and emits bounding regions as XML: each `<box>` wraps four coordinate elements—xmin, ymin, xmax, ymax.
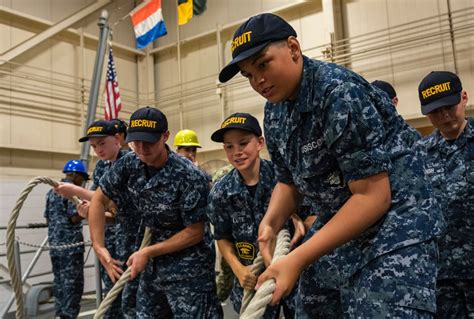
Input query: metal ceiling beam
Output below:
<box><xmin>0</xmin><ymin>0</ymin><xmax>111</xmax><ymax>65</ymax></box>
<box><xmin>0</xmin><ymin>5</ymin><xmax>144</xmax><ymax>56</ymax></box>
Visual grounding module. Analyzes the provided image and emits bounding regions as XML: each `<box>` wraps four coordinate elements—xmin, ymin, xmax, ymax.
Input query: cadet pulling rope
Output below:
<box><xmin>240</xmin><ymin>229</ymin><xmax>291</xmax><ymax>319</ymax></box>
<box><xmin>6</xmin><ymin>176</ymin><xmax>81</xmax><ymax>319</ymax></box>
<box><xmin>93</xmin><ymin>227</ymin><xmax>152</xmax><ymax>319</ymax></box>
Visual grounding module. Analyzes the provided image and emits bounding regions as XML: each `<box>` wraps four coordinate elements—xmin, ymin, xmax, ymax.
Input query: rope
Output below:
<box><xmin>94</xmin><ymin>227</ymin><xmax>152</xmax><ymax>319</ymax></box>
<box><xmin>6</xmin><ymin>176</ymin><xmax>58</xmax><ymax>318</ymax></box>
<box><xmin>240</xmin><ymin>229</ymin><xmax>291</xmax><ymax>319</ymax></box>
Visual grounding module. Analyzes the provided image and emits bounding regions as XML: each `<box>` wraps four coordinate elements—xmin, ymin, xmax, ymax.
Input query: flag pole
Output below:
<box><xmin>176</xmin><ymin>3</ymin><xmax>184</xmax><ymax>129</ymax></box>
<box><xmin>79</xmin><ymin>10</ymin><xmax>110</xmax><ymax>168</ymax></box>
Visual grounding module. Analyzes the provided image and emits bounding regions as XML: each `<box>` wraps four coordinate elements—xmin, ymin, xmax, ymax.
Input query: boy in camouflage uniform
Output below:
<box><xmin>56</xmin><ymin>120</ymin><xmax>141</xmax><ymax>317</ymax></box>
<box><xmin>415</xmin><ymin>71</ymin><xmax>473</xmax><ymax>318</ymax></box>
<box><xmin>45</xmin><ymin>160</ymin><xmax>88</xmax><ymax>319</ymax></box>
<box><xmin>88</xmin><ymin>107</ymin><xmax>222</xmax><ymax>318</ymax></box>
<box><xmin>208</xmin><ymin>113</ymin><xmax>294</xmax><ymax>317</ymax></box>
<box><xmin>218</xmin><ymin>13</ymin><xmax>445</xmax><ymax>318</ymax></box>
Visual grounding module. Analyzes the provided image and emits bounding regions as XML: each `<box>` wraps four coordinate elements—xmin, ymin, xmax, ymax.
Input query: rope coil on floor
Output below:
<box><xmin>240</xmin><ymin>229</ymin><xmax>291</xmax><ymax>319</ymax></box>
<box><xmin>93</xmin><ymin>227</ymin><xmax>151</xmax><ymax>319</ymax></box>
<box><xmin>6</xmin><ymin>176</ymin><xmax>60</xmax><ymax>319</ymax></box>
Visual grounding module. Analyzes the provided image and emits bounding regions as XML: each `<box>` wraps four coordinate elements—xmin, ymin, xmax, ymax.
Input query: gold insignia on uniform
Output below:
<box><xmin>235</xmin><ymin>242</ymin><xmax>255</xmax><ymax>260</ymax></box>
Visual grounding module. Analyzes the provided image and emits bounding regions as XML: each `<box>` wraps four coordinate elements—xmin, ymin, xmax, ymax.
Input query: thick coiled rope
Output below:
<box><xmin>240</xmin><ymin>229</ymin><xmax>291</xmax><ymax>319</ymax></box>
<box><xmin>93</xmin><ymin>227</ymin><xmax>152</xmax><ymax>319</ymax></box>
<box><xmin>6</xmin><ymin>176</ymin><xmax>76</xmax><ymax>318</ymax></box>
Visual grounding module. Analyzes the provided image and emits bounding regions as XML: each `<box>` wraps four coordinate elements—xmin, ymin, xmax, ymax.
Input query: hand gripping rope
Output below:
<box><xmin>93</xmin><ymin>227</ymin><xmax>151</xmax><ymax>319</ymax></box>
<box><xmin>240</xmin><ymin>229</ymin><xmax>291</xmax><ymax>319</ymax></box>
<box><xmin>6</xmin><ymin>176</ymin><xmax>82</xmax><ymax>319</ymax></box>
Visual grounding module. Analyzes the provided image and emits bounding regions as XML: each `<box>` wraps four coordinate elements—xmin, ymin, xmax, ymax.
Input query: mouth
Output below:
<box><xmin>234</xmin><ymin>158</ymin><xmax>247</xmax><ymax>165</ymax></box>
<box><xmin>261</xmin><ymin>86</ymin><xmax>273</xmax><ymax>98</ymax></box>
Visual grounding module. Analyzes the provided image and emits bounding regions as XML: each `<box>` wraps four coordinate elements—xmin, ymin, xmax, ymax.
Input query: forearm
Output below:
<box><xmin>217</xmin><ymin>239</ymin><xmax>244</xmax><ymax>275</ymax></box>
<box><xmin>143</xmin><ymin>222</ymin><xmax>204</xmax><ymax>258</ymax></box>
<box><xmin>89</xmin><ymin>188</ymin><xmax>109</xmax><ymax>249</ymax></box>
<box><xmin>289</xmin><ymin>173</ymin><xmax>391</xmax><ymax>270</ymax></box>
<box><xmin>261</xmin><ymin>182</ymin><xmax>302</xmax><ymax>231</ymax></box>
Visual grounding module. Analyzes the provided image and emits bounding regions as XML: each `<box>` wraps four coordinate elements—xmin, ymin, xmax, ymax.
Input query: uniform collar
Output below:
<box><xmin>292</xmin><ymin>56</ymin><xmax>318</xmax><ymax>113</ymax></box>
<box><xmin>426</xmin><ymin>117</ymin><xmax>473</xmax><ymax>152</ymax></box>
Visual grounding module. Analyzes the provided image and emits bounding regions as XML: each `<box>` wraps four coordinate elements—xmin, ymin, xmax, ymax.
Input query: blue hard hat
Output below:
<box><xmin>63</xmin><ymin>160</ymin><xmax>89</xmax><ymax>180</ymax></box>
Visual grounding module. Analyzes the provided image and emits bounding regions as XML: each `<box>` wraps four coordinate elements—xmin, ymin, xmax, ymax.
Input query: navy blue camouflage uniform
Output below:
<box><xmin>92</xmin><ymin>149</ymin><xmax>145</xmax><ymax>317</ymax></box>
<box><xmin>264</xmin><ymin>56</ymin><xmax>445</xmax><ymax>318</ymax></box>
<box><xmin>44</xmin><ymin>183</ymin><xmax>84</xmax><ymax>319</ymax></box>
<box><xmin>208</xmin><ymin>159</ymin><xmax>290</xmax><ymax>317</ymax></box>
<box><xmin>99</xmin><ymin>147</ymin><xmax>222</xmax><ymax>318</ymax></box>
<box><xmin>415</xmin><ymin>117</ymin><xmax>474</xmax><ymax>318</ymax></box>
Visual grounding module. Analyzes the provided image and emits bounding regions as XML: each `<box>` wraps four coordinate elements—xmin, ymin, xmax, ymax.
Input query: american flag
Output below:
<box><xmin>104</xmin><ymin>47</ymin><xmax>122</xmax><ymax>120</ymax></box>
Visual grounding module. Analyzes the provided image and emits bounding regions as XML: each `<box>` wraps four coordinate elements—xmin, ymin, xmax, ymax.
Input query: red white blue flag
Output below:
<box><xmin>104</xmin><ymin>48</ymin><xmax>122</xmax><ymax>120</ymax></box>
<box><xmin>131</xmin><ymin>0</ymin><xmax>167</xmax><ymax>49</ymax></box>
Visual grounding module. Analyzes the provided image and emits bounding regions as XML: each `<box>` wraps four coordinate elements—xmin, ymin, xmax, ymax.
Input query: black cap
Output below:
<box><xmin>211</xmin><ymin>112</ymin><xmax>262</xmax><ymax>142</ymax></box>
<box><xmin>418</xmin><ymin>71</ymin><xmax>462</xmax><ymax>115</ymax></box>
<box><xmin>79</xmin><ymin>120</ymin><xmax>118</xmax><ymax>142</ymax></box>
<box><xmin>111</xmin><ymin>118</ymin><xmax>128</xmax><ymax>134</ymax></box>
<box><xmin>371</xmin><ymin>80</ymin><xmax>397</xmax><ymax>99</ymax></box>
<box><xmin>125</xmin><ymin>107</ymin><xmax>168</xmax><ymax>143</ymax></box>
<box><xmin>218</xmin><ymin>13</ymin><xmax>297</xmax><ymax>83</ymax></box>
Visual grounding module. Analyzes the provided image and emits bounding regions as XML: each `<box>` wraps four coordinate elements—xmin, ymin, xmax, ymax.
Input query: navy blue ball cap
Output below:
<box><xmin>371</xmin><ymin>80</ymin><xmax>397</xmax><ymax>99</ymax></box>
<box><xmin>126</xmin><ymin>107</ymin><xmax>168</xmax><ymax>143</ymax></box>
<box><xmin>218</xmin><ymin>13</ymin><xmax>297</xmax><ymax>83</ymax></box>
<box><xmin>79</xmin><ymin>120</ymin><xmax>118</xmax><ymax>142</ymax></box>
<box><xmin>211</xmin><ymin>112</ymin><xmax>262</xmax><ymax>142</ymax></box>
<box><xmin>418</xmin><ymin>71</ymin><xmax>462</xmax><ymax>115</ymax></box>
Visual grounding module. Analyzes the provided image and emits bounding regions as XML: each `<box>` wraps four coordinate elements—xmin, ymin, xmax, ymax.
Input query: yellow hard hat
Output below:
<box><xmin>174</xmin><ymin>129</ymin><xmax>201</xmax><ymax>147</ymax></box>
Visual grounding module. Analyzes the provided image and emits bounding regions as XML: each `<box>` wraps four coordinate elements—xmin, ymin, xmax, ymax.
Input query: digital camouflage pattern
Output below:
<box><xmin>208</xmin><ymin>160</ymin><xmax>280</xmax><ymax>316</ymax></box>
<box><xmin>99</xmin><ymin>147</ymin><xmax>222</xmax><ymax>318</ymax></box>
<box><xmin>50</xmin><ymin>253</ymin><xmax>84</xmax><ymax>318</ymax></box>
<box><xmin>264</xmin><ymin>56</ymin><xmax>445</xmax><ymax>316</ymax></box>
<box><xmin>44</xmin><ymin>184</ymin><xmax>84</xmax><ymax>318</ymax></box>
<box><xmin>415</xmin><ymin>117</ymin><xmax>474</xmax><ymax>318</ymax></box>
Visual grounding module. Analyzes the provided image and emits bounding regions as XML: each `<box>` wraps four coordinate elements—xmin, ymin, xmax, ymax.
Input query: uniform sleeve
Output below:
<box><xmin>207</xmin><ymin>182</ymin><xmax>233</xmax><ymax>241</ymax></box>
<box><xmin>99</xmin><ymin>156</ymin><xmax>128</xmax><ymax>204</ymax></box>
<box><xmin>44</xmin><ymin>191</ymin><xmax>51</xmax><ymax>219</ymax></box>
<box><xmin>323</xmin><ymin>82</ymin><xmax>391</xmax><ymax>182</ymax></box>
<box><xmin>179</xmin><ymin>170</ymin><xmax>209</xmax><ymax>227</ymax></box>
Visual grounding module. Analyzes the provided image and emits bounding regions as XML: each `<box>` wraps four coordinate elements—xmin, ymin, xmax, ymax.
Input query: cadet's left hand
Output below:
<box><xmin>76</xmin><ymin>200</ymin><xmax>89</xmax><ymax>219</ymax></box>
<box><xmin>255</xmin><ymin>254</ymin><xmax>303</xmax><ymax>306</ymax></box>
<box><xmin>127</xmin><ymin>249</ymin><xmax>150</xmax><ymax>280</ymax></box>
<box><xmin>54</xmin><ymin>183</ymin><xmax>80</xmax><ymax>199</ymax></box>
<box><xmin>290</xmin><ymin>214</ymin><xmax>305</xmax><ymax>248</ymax></box>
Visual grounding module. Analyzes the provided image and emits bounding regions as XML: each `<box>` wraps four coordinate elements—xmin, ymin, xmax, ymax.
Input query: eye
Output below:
<box><xmin>224</xmin><ymin>144</ymin><xmax>233</xmax><ymax>150</ymax></box>
<box><xmin>240</xmin><ymin>71</ymin><xmax>251</xmax><ymax>79</ymax></box>
<box><xmin>257</xmin><ymin>60</ymin><xmax>268</xmax><ymax>70</ymax></box>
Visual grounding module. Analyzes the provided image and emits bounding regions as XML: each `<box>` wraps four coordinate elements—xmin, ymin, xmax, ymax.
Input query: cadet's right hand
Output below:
<box><xmin>236</xmin><ymin>264</ymin><xmax>257</xmax><ymax>291</ymax></box>
<box><xmin>54</xmin><ymin>183</ymin><xmax>79</xmax><ymax>199</ymax></box>
<box><xmin>258</xmin><ymin>224</ymin><xmax>277</xmax><ymax>267</ymax></box>
<box><xmin>94</xmin><ymin>246</ymin><xmax>123</xmax><ymax>283</ymax></box>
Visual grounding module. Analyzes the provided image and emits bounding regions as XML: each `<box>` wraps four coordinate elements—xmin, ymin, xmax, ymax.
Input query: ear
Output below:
<box><xmin>287</xmin><ymin>36</ymin><xmax>301</xmax><ymax>61</ymax></box>
<box><xmin>461</xmin><ymin>90</ymin><xmax>468</xmax><ymax>106</ymax></box>
<box><xmin>256</xmin><ymin>136</ymin><xmax>265</xmax><ymax>151</ymax></box>
<box><xmin>162</xmin><ymin>130</ymin><xmax>170</xmax><ymax>143</ymax></box>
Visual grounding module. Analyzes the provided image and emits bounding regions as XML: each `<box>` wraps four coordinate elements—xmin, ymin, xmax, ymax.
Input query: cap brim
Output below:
<box><xmin>78</xmin><ymin>134</ymin><xmax>110</xmax><ymax>142</ymax></box>
<box><xmin>218</xmin><ymin>41</ymin><xmax>271</xmax><ymax>83</ymax></box>
<box><xmin>421</xmin><ymin>93</ymin><xmax>461</xmax><ymax>115</ymax></box>
<box><xmin>211</xmin><ymin>127</ymin><xmax>259</xmax><ymax>143</ymax></box>
<box><xmin>125</xmin><ymin>131</ymin><xmax>162</xmax><ymax>143</ymax></box>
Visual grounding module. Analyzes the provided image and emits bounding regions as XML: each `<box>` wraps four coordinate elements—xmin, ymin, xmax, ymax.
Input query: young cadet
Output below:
<box><xmin>88</xmin><ymin>107</ymin><xmax>222</xmax><ymax>318</ymax></box>
<box><xmin>218</xmin><ymin>13</ymin><xmax>444</xmax><ymax>318</ymax></box>
<box><xmin>371</xmin><ymin>79</ymin><xmax>421</xmax><ymax>147</ymax></box>
<box><xmin>174</xmin><ymin>129</ymin><xmax>202</xmax><ymax>164</ymax></box>
<box><xmin>55</xmin><ymin>120</ymin><xmax>137</xmax><ymax>318</ymax></box>
<box><xmin>44</xmin><ymin>160</ymin><xmax>88</xmax><ymax>319</ymax></box>
<box><xmin>415</xmin><ymin>71</ymin><xmax>474</xmax><ymax>318</ymax></box>
<box><xmin>110</xmin><ymin>118</ymin><xmax>130</xmax><ymax>150</ymax></box>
